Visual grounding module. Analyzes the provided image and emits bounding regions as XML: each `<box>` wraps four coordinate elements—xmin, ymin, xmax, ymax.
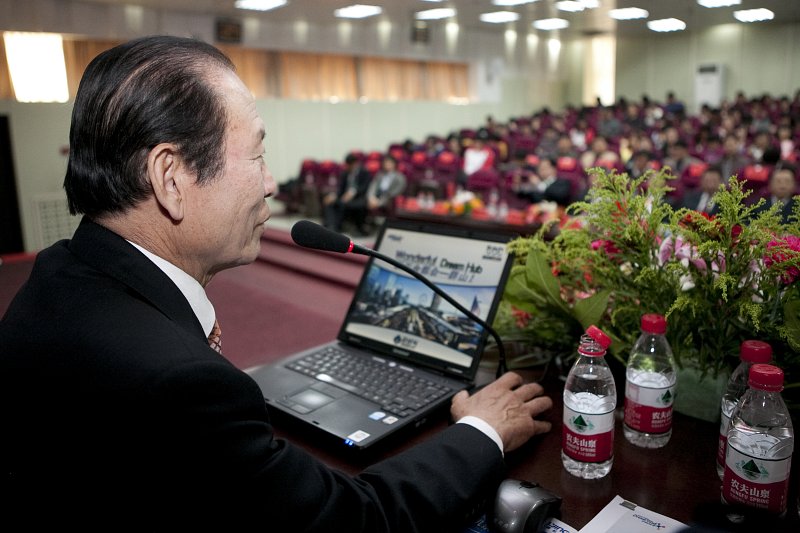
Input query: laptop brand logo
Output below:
<box><xmin>393</xmin><ymin>334</ymin><xmax>418</xmax><ymax>349</ymax></box>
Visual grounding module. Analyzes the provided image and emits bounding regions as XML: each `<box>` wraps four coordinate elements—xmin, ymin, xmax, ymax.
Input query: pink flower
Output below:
<box><xmin>591</xmin><ymin>239</ymin><xmax>620</xmax><ymax>257</ymax></box>
<box><xmin>765</xmin><ymin>235</ymin><xmax>800</xmax><ymax>285</ymax></box>
<box><xmin>658</xmin><ymin>235</ymin><xmax>707</xmax><ymax>271</ymax></box>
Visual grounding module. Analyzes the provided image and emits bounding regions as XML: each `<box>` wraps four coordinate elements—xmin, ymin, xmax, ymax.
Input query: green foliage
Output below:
<box><xmin>494</xmin><ymin>167</ymin><xmax>800</xmax><ymax>397</ymax></box>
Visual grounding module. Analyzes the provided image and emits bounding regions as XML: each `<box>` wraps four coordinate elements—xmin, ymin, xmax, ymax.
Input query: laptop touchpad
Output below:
<box><xmin>286</xmin><ymin>389</ymin><xmax>336</xmax><ymax>413</ymax></box>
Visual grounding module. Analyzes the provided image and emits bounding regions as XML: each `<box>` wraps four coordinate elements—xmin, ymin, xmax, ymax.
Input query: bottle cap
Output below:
<box><xmin>586</xmin><ymin>325</ymin><xmax>612</xmax><ymax>349</ymax></box>
<box><xmin>748</xmin><ymin>364</ymin><xmax>784</xmax><ymax>392</ymax></box>
<box><xmin>641</xmin><ymin>314</ymin><xmax>667</xmax><ymax>334</ymax></box>
<box><xmin>740</xmin><ymin>340</ymin><xmax>772</xmax><ymax>364</ymax></box>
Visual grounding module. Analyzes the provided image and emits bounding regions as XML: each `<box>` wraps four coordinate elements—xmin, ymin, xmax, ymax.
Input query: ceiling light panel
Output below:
<box><xmin>480</xmin><ymin>11</ymin><xmax>520</xmax><ymax>24</ymax></box>
<box><xmin>234</xmin><ymin>0</ymin><xmax>287</xmax><ymax>11</ymax></box>
<box><xmin>334</xmin><ymin>4</ymin><xmax>382</xmax><ymax>19</ymax></box>
<box><xmin>533</xmin><ymin>18</ymin><xmax>570</xmax><ymax>31</ymax></box>
<box><xmin>415</xmin><ymin>8</ymin><xmax>456</xmax><ymax>20</ymax></box>
<box><xmin>609</xmin><ymin>7</ymin><xmax>649</xmax><ymax>20</ymax></box>
<box><xmin>492</xmin><ymin>0</ymin><xmax>538</xmax><ymax>5</ymax></box>
<box><xmin>555</xmin><ymin>1</ymin><xmax>585</xmax><ymax>12</ymax></box>
<box><xmin>647</xmin><ymin>18</ymin><xmax>687</xmax><ymax>32</ymax></box>
<box><xmin>733</xmin><ymin>8</ymin><xmax>774</xmax><ymax>23</ymax></box>
<box><xmin>697</xmin><ymin>0</ymin><xmax>741</xmax><ymax>7</ymax></box>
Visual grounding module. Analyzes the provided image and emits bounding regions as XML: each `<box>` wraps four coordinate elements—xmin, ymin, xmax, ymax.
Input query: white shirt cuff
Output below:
<box><xmin>456</xmin><ymin>416</ymin><xmax>504</xmax><ymax>456</ymax></box>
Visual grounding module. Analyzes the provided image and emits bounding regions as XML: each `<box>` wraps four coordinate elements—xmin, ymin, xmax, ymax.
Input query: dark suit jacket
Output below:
<box><xmin>680</xmin><ymin>189</ymin><xmax>721</xmax><ymax>216</ymax></box>
<box><xmin>750</xmin><ymin>196</ymin><xmax>797</xmax><ymax>225</ymax></box>
<box><xmin>337</xmin><ymin>164</ymin><xmax>372</xmax><ymax>203</ymax></box>
<box><xmin>518</xmin><ymin>177</ymin><xmax>573</xmax><ymax>206</ymax></box>
<box><xmin>0</xmin><ymin>219</ymin><xmax>504</xmax><ymax>531</ymax></box>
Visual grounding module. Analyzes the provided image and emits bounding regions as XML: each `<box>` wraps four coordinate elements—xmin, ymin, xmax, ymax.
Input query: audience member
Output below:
<box><xmin>662</xmin><ymin>140</ymin><xmax>699</xmax><ymax>177</ymax></box>
<box><xmin>626</xmin><ymin>150</ymin><xmax>655</xmax><ymax>180</ymax></box>
<box><xmin>0</xmin><ymin>36</ymin><xmax>554</xmax><ymax>531</ymax></box>
<box><xmin>752</xmin><ymin>164</ymin><xmax>798</xmax><ymax>224</ymax></box>
<box><xmin>718</xmin><ymin>134</ymin><xmax>750</xmax><ymax>182</ymax></box>
<box><xmin>580</xmin><ymin>136</ymin><xmax>619</xmax><ymax>169</ymax></box>
<box><xmin>515</xmin><ymin>157</ymin><xmax>572</xmax><ymax>206</ymax></box>
<box><xmin>462</xmin><ymin>129</ymin><xmax>496</xmax><ymax>177</ymax></box>
<box><xmin>366</xmin><ymin>155</ymin><xmax>407</xmax><ymax>214</ymax></box>
<box><xmin>323</xmin><ymin>152</ymin><xmax>372</xmax><ymax>235</ymax></box>
<box><xmin>681</xmin><ymin>166</ymin><xmax>724</xmax><ymax>215</ymax></box>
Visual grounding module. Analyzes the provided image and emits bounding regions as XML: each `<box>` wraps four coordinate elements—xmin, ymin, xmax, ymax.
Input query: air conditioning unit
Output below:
<box><xmin>694</xmin><ymin>63</ymin><xmax>725</xmax><ymax>111</ymax></box>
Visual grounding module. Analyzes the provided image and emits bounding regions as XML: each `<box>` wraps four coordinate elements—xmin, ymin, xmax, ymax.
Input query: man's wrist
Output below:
<box><xmin>456</xmin><ymin>416</ymin><xmax>504</xmax><ymax>456</ymax></box>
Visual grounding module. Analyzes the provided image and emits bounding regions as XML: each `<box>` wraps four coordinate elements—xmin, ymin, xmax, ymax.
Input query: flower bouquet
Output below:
<box><xmin>494</xmin><ymin>167</ymin><xmax>800</xmax><ymax>418</ymax></box>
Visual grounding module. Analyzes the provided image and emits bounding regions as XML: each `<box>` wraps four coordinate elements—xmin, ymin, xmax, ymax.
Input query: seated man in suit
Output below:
<box><xmin>516</xmin><ymin>156</ymin><xmax>573</xmax><ymax>207</ymax></box>
<box><xmin>323</xmin><ymin>153</ymin><xmax>373</xmax><ymax>235</ymax></box>
<box><xmin>752</xmin><ymin>164</ymin><xmax>798</xmax><ymax>225</ymax></box>
<box><xmin>681</xmin><ymin>166</ymin><xmax>724</xmax><ymax>216</ymax></box>
<box><xmin>366</xmin><ymin>154</ymin><xmax>407</xmax><ymax>216</ymax></box>
<box><xmin>0</xmin><ymin>36</ymin><xmax>553</xmax><ymax>532</ymax></box>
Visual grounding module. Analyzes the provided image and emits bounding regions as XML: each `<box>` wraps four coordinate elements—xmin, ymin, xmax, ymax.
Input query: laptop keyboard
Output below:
<box><xmin>286</xmin><ymin>346</ymin><xmax>455</xmax><ymax>417</ymax></box>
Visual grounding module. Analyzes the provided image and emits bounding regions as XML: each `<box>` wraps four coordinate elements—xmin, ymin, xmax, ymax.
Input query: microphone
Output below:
<box><xmin>290</xmin><ymin>220</ymin><xmax>508</xmax><ymax>378</ymax></box>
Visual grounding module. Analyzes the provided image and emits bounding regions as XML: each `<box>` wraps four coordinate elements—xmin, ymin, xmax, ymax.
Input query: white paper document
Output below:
<box><xmin>580</xmin><ymin>495</ymin><xmax>687</xmax><ymax>533</ymax></box>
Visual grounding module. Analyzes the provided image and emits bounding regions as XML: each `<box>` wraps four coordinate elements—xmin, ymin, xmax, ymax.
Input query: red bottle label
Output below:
<box><xmin>562</xmin><ymin>405</ymin><xmax>614</xmax><ymax>462</ymax></box>
<box><xmin>722</xmin><ymin>444</ymin><xmax>792</xmax><ymax>514</ymax></box>
<box><xmin>624</xmin><ymin>381</ymin><xmax>674</xmax><ymax>434</ymax></box>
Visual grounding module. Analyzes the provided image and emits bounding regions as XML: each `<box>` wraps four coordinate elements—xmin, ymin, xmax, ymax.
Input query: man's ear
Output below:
<box><xmin>148</xmin><ymin>143</ymin><xmax>188</xmax><ymax>222</ymax></box>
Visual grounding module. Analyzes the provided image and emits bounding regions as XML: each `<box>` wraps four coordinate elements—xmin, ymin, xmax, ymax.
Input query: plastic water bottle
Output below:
<box><xmin>716</xmin><ymin>340</ymin><xmax>773</xmax><ymax>479</ymax></box>
<box><xmin>623</xmin><ymin>314</ymin><xmax>677</xmax><ymax>448</ymax></box>
<box><xmin>722</xmin><ymin>364</ymin><xmax>794</xmax><ymax>515</ymax></box>
<box><xmin>562</xmin><ymin>325</ymin><xmax>616</xmax><ymax>479</ymax></box>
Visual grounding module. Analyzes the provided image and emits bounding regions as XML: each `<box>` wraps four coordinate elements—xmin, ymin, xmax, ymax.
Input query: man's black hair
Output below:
<box><xmin>64</xmin><ymin>35</ymin><xmax>235</xmax><ymax>217</ymax></box>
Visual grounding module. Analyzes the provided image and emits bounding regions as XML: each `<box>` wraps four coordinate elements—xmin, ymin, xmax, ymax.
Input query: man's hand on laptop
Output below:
<box><xmin>451</xmin><ymin>372</ymin><xmax>553</xmax><ymax>453</ymax></box>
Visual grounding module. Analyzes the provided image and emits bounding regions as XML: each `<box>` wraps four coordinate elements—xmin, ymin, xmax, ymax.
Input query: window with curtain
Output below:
<box><xmin>62</xmin><ymin>38</ymin><xmax>123</xmax><ymax>98</ymax></box>
<box><xmin>3</xmin><ymin>37</ymin><xmax>469</xmax><ymax>104</ymax></box>
<box><xmin>217</xmin><ymin>45</ymin><xmax>278</xmax><ymax>99</ymax></box>
<box><xmin>279</xmin><ymin>52</ymin><xmax>358</xmax><ymax>101</ymax></box>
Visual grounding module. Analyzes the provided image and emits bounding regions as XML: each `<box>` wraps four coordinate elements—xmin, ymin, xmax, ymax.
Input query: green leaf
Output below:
<box><xmin>573</xmin><ymin>289</ymin><xmax>612</xmax><ymax>330</ymax></box>
<box><xmin>502</xmin><ymin>269</ymin><xmax>539</xmax><ymax>314</ymax></box>
<box><xmin>526</xmin><ymin>247</ymin><xmax>570</xmax><ymax>314</ymax></box>
<box><xmin>784</xmin><ymin>299</ymin><xmax>800</xmax><ymax>352</ymax></box>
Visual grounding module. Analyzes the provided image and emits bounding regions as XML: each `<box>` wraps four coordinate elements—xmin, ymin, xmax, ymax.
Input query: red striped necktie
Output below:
<box><xmin>208</xmin><ymin>319</ymin><xmax>222</xmax><ymax>353</ymax></box>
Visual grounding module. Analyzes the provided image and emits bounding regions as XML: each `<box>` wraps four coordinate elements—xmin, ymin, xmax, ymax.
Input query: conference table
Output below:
<box><xmin>268</xmin><ymin>358</ymin><xmax>800</xmax><ymax>531</ymax></box>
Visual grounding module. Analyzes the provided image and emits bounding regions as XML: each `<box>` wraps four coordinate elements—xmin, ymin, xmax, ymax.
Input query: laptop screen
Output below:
<box><xmin>338</xmin><ymin>219</ymin><xmax>513</xmax><ymax>379</ymax></box>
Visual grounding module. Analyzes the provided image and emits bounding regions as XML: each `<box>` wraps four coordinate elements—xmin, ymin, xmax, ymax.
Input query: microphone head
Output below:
<box><xmin>291</xmin><ymin>220</ymin><xmax>353</xmax><ymax>253</ymax></box>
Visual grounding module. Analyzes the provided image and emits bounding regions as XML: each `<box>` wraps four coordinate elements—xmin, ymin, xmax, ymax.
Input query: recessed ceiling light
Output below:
<box><xmin>555</xmin><ymin>1</ymin><xmax>585</xmax><ymax>12</ymax></box>
<box><xmin>609</xmin><ymin>7</ymin><xmax>649</xmax><ymax>20</ymax></box>
<box><xmin>733</xmin><ymin>8</ymin><xmax>774</xmax><ymax>23</ymax></box>
<box><xmin>697</xmin><ymin>0</ymin><xmax>741</xmax><ymax>7</ymax></box>
<box><xmin>533</xmin><ymin>18</ymin><xmax>570</xmax><ymax>31</ymax></box>
<box><xmin>647</xmin><ymin>18</ymin><xmax>686</xmax><ymax>32</ymax></box>
<box><xmin>415</xmin><ymin>8</ymin><xmax>456</xmax><ymax>20</ymax></box>
<box><xmin>334</xmin><ymin>4</ymin><xmax>382</xmax><ymax>19</ymax></box>
<box><xmin>493</xmin><ymin>0</ymin><xmax>538</xmax><ymax>5</ymax></box>
<box><xmin>234</xmin><ymin>0</ymin><xmax>287</xmax><ymax>12</ymax></box>
<box><xmin>480</xmin><ymin>11</ymin><xmax>520</xmax><ymax>24</ymax></box>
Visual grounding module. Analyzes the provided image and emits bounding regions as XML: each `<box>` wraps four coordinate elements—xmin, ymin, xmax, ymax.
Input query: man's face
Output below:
<box><xmin>538</xmin><ymin>160</ymin><xmax>556</xmax><ymax>180</ymax></box>
<box><xmin>187</xmin><ymin>69</ymin><xmax>275</xmax><ymax>281</ymax></box>
<box><xmin>770</xmin><ymin>169</ymin><xmax>796</xmax><ymax>200</ymax></box>
<box><xmin>701</xmin><ymin>171</ymin><xmax>722</xmax><ymax>194</ymax></box>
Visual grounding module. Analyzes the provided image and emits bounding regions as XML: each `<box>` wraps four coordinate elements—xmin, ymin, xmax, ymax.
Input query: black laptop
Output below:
<box><xmin>248</xmin><ymin>218</ymin><xmax>514</xmax><ymax>450</ymax></box>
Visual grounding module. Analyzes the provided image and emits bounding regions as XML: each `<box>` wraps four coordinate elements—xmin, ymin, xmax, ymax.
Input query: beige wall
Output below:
<box><xmin>616</xmin><ymin>21</ymin><xmax>800</xmax><ymax>112</ymax></box>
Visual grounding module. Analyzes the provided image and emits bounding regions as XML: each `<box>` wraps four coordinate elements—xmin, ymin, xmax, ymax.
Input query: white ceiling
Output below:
<box><xmin>75</xmin><ymin>0</ymin><xmax>800</xmax><ymax>37</ymax></box>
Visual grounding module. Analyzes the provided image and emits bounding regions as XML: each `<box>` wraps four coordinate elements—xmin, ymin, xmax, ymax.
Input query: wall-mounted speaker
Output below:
<box><xmin>216</xmin><ymin>19</ymin><xmax>242</xmax><ymax>44</ymax></box>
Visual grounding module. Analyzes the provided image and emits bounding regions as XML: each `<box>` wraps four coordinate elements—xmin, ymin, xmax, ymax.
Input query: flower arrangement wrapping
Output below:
<box><xmin>495</xmin><ymin>167</ymin><xmax>800</xmax><ymax>412</ymax></box>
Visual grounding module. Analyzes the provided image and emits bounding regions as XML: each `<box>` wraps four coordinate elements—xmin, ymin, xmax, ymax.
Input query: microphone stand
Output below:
<box><xmin>351</xmin><ymin>243</ymin><xmax>508</xmax><ymax>379</ymax></box>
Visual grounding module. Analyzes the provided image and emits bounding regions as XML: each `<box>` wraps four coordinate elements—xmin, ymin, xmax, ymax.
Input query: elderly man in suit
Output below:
<box><xmin>0</xmin><ymin>36</ymin><xmax>552</xmax><ymax>531</ymax></box>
